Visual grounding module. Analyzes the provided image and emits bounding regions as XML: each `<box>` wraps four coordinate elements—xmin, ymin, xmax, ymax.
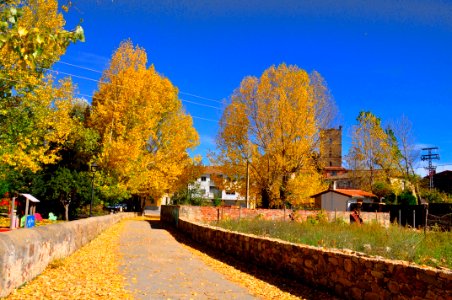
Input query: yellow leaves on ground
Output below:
<box><xmin>6</xmin><ymin>220</ymin><xmax>132</xmax><ymax>300</ymax></box>
<box><xmin>176</xmin><ymin>232</ymin><xmax>329</xmax><ymax>300</ymax></box>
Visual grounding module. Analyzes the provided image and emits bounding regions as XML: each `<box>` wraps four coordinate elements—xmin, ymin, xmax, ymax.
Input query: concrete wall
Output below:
<box><xmin>0</xmin><ymin>213</ymin><xmax>135</xmax><ymax>297</ymax></box>
<box><xmin>161</xmin><ymin>206</ymin><xmax>451</xmax><ymax>300</ymax></box>
<box><xmin>160</xmin><ymin>205</ymin><xmax>390</xmax><ymax>227</ymax></box>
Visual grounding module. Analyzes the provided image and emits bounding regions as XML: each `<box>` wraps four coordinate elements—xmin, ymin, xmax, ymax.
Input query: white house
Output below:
<box><xmin>190</xmin><ymin>166</ymin><xmax>245</xmax><ymax>206</ymax></box>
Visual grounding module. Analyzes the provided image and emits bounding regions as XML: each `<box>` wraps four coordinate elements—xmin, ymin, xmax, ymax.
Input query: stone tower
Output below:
<box><xmin>319</xmin><ymin>126</ymin><xmax>342</xmax><ymax>168</ymax></box>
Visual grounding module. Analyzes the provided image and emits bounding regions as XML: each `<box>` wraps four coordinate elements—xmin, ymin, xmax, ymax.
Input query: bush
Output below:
<box><xmin>212</xmin><ymin>197</ymin><xmax>222</xmax><ymax>207</ymax></box>
<box><xmin>421</xmin><ymin>189</ymin><xmax>452</xmax><ymax>204</ymax></box>
<box><xmin>399</xmin><ymin>190</ymin><xmax>417</xmax><ymax>205</ymax></box>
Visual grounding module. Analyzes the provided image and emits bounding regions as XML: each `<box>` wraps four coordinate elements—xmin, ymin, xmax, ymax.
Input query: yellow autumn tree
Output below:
<box><xmin>348</xmin><ymin>111</ymin><xmax>401</xmax><ymax>191</ymax></box>
<box><xmin>215</xmin><ymin>64</ymin><xmax>336</xmax><ymax>208</ymax></box>
<box><xmin>0</xmin><ymin>0</ymin><xmax>82</xmax><ymax>175</ymax></box>
<box><xmin>90</xmin><ymin>40</ymin><xmax>198</xmax><ymax>200</ymax></box>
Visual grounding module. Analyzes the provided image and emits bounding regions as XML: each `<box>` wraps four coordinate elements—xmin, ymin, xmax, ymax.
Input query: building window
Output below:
<box><xmin>329</xmin><ymin>161</ymin><xmax>332</xmax><ymax>167</ymax></box>
<box><xmin>226</xmin><ymin>191</ymin><xmax>235</xmax><ymax>195</ymax></box>
<box><xmin>201</xmin><ymin>176</ymin><xmax>207</xmax><ymax>181</ymax></box>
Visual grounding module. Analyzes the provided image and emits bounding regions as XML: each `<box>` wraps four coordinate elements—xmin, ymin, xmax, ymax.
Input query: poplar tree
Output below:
<box><xmin>90</xmin><ymin>40</ymin><xmax>198</xmax><ymax>201</ymax></box>
<box><xmin>215</xmin><ymin>64</ymin><xmax>335</xmax><ymax>208</ymax></box>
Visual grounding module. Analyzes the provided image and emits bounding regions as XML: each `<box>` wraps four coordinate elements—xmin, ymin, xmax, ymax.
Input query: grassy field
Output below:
<box><xmin>213</xmin><ymin>218</ymin><xmax>451</xmax><ymax>269</ymax></box>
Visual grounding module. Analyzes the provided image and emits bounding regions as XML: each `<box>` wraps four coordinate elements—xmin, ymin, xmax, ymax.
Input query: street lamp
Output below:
<box><xmin>89</xmin><ymin>162</ymin><xmax>99</xmax><ymax>217</ymax></box>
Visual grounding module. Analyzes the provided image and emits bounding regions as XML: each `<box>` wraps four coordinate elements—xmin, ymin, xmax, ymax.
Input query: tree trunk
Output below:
<box><xmin>261</xmin><ymin>188</ymin><xmax>270</xmax><ymax>208</ymax></box>
<box><xmin>280</xmin><ymin>174</ymin><xmax>289</xmax><ymax>207</ymax></box>
<box><xmin>64</xmin><ymin>204</ymin><xmax>69</xmax><ymax>221</ymax></box>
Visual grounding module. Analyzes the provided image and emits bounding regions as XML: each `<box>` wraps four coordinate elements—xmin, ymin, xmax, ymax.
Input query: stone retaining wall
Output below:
<box><xmin>0</xmin><ymin>213</ymin><xmax>135</xmax><ymax>297</ymax></box>
<box><xmin>161</xmin><ymin>206</ymin><xmax>451</xmax><ymax>300</ymax></box>
<box><xmin>161</xmin><ymin>205</ymin><xmax>390</xmax><ymax>226</ymax></box>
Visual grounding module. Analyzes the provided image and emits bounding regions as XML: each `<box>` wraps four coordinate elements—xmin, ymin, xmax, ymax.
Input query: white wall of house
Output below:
<box><xmin>190</xmin><ymin>172</ymin><xmax>245</xmax><ymax>202</ymax></box>
<box><xmin>221</xmin><ymin>190</ymin><xmax>244</xmax><ymax>201</ymax></box>
<box><xmin>321</xmin><ymin>192</ymin><xmax>351</xmax><ymax>211</ymax></box>
<box><xmin>195</xmin><ymin>174</ymin><xmax>215</xmax><ymax>199</ymax></box>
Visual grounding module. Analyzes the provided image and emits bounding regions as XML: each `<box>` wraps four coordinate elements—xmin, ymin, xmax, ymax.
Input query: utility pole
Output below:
<box><xmin>421</xmin><ymin>147</ymin><xmax>439</xmax><ymax>189</ymax></box>
<box><xmin>245</xmin><ymin>141</ymin><xmax>251</xmax><ymax>209</ymax></box>
<box><xmin>246</xmin><ymin>160</ymin><xmax>250</xmax><ymax>208</ymax></box>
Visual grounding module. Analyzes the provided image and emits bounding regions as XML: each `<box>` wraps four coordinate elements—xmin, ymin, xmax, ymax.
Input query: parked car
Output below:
<box><xmin>106</xmin><ymin>203</ymin><xmax>127</xmax><ymax>212</ymax></box>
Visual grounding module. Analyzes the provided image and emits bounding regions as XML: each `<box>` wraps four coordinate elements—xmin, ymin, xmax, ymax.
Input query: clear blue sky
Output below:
<box><xmin>54</xmin><ymin>0</ymin><xmax>452</xmax><ymax>176</ymax></box>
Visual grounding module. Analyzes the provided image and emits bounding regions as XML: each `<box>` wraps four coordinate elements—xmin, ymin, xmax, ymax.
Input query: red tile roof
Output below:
<box><xmin>201</xmin><ymin>166</ymin><xmax>223</xmax><ymax>175</ymax></box>
<box><xmin>334</xmin><ymin>189</ymin><xmax>376</xmax><ymax>198</ymax></box>
<box><xmin>310</xmin><ymin>188</ymin><xmax>377</xmax><ymax>199</ymax></box>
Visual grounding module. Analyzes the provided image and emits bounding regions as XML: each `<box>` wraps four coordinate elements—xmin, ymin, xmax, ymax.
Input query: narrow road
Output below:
<box><xmin>119</xmin><ymin>218</ymin><xmax>257</xmax><ymax>300</ymax></box>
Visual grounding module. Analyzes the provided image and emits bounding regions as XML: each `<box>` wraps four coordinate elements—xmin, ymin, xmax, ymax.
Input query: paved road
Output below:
<box><xmin>119</xmin><ymin>219</ymin><xmax>257</xmax><ymax>300</ymax></box>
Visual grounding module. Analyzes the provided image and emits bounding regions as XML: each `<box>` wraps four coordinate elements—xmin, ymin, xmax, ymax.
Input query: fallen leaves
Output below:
<box><xmin>6</xmin><ymin>219</ymin><xmax>133</xmax><ymax>299</ymax></box>
<box><xmin>169</xmin><ymin>226</ymin><xmax>338</xmax><ymax>300</ymax></box>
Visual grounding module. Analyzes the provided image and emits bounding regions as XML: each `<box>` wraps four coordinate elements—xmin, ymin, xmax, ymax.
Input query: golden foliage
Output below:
<box><xmin>215</xmin><ymin>64</ymin><xmax>335</xmax><ymax>207</ymax></box>
<box><xmin>0</xmin><ymin>0</ymin><xmax>83</xmax><ymax>173</ymax></box>
<box><xmin>348</xmin><ymin>111</ymin><xmax>401</xmax><ymax>190</ymax></box>
<box><xmin>0</xmin><ymin>0</ymin><xmax>83</xmax><ymax>70</ymax></box>
<box><xmin>0</xmin><ymin>76</ymin><xmax>75</xmax><ymax>172</ymax></box>
<box><xmin>90</xmin><ymin>40</ymin><xmax>198</xmax><ymax>199</ymax></box>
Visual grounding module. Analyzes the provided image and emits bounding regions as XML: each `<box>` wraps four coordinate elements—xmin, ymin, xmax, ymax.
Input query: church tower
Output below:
<box><xmin>319</xmin><ymin>126</ymin><xmax>342</xmax><ymax>168</ymax></box>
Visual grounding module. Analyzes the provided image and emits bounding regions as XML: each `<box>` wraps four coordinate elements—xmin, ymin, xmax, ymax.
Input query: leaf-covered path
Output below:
<box><xmin>120</xmin><ymin>217</ymin><xmax>339</xmax><ymax>300</ymax></box>
<box><xmin>119</xmin><ymin>218</ymin><xmax>256</xmax><ymax>299</ymax></box>
<box><xmin>6</xmin><ymin>216</ymin><xmax>338</xmax><ymax>299</ymax></box>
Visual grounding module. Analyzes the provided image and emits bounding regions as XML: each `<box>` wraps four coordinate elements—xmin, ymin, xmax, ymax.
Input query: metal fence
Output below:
<box><xmin>384</xmin><ymin>203</ymin><xmax>452</xmax><ymax>230</ymax></box>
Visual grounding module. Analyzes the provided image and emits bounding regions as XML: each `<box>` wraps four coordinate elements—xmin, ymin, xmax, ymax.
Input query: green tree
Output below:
<box><xmin>32</xmin><ymin>167</ymin><xmax>93</xmax><ymax>220</ymax></box>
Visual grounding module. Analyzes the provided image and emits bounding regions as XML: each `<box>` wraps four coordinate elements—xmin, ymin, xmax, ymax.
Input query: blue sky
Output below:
<box><xmin>54</xmin><ymin>0</ymin><xmax>452</xmax><ymax>176</ymax></box>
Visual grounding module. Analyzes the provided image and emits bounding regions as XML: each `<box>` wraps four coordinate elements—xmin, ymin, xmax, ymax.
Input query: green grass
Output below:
<box><xmin>212</xmin><ymin>218</ymin><xmax>452</xmax><ymax>269</ymax></box>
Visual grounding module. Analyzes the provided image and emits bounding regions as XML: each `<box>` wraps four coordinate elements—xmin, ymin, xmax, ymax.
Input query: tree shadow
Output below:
<box><xmin>156</xmin><ymin>220</ymin><xmax>341</xmax><ymax>300</ymax></box>
<box><xmin>145</xmin><ymin>218</ymin><xmax>165</xmax><ymax>230</ymax></box>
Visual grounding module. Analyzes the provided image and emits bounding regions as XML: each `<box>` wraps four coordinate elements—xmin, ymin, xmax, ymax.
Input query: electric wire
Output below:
<box><xmin>0</xmin><ymin>75</ymin><xmax>226</xmax><ymax>124</ymax></box>
<box><xmin>54</xmin><ymin>60</ymin><xmax>225</xmax><ymax>104</ymax></box>
<box><xmin>44</xmin><ymin>68</ymin><xmax>224</xmax><ymax>110</ymax></box>
<box><xmin>3</xmin><ymin>71</ymin><xmax>452</xmax><ymax>169</ymax></box>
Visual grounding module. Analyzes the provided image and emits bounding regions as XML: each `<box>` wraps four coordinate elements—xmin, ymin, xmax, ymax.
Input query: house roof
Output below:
<box><xmin>201</xmin><ymin>166</ymin><xmax>223</xmax><ymax>175</ymax></box>
<box><xmin>310</xmin><ymin>188</ymin><xmax>377</xmax><ymax>199</ymax></box>
<box><xmin>323</xmin><ymin>166</ymin><xmax>347</xmax><ymax>171</ymax></box>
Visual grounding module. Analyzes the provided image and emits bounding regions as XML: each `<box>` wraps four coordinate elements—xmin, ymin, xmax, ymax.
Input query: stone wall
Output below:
<box><xmin>161</xmin><ymin>206</ymin><xmax>451</xmax><ymax>300</ymax></box>
<box><xmin>161</xmin><ymin>205</ymin><xmax>390</xmax><ymax>226</ymax></box>
<box><xmin>0</xmin><ymin>213</ymin><xmax>135</xmax><ymax>297</ymax></box>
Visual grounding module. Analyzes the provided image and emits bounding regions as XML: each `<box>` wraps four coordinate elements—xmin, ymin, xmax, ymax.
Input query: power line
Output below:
<box><xmin>57</xmin><ymin>61</ymin><xmax>103</xmax><ymax>74</ymax></box>
<box><xmin>54</xmin><ymin>60</ymin><xmax>225</xmax><ymax>104</ymax></box>
<box><xmin>180</xmin><ymin>98</ymin><xmax>222</xmax><ymax>111</ymax></box>
<box><xmin>45</xmin><ymin>68</ymin><xmax>224</xmax><ymax>111</ymax></box>
<box><xmin>178</xmin><ymin>91</ymin><xmax>224</xmax><ymax>104</ymax></box>
<box><xmin>0</xmin><ymin>75</ymin><xmax>226</xmax><ymax>125</ymax></box>
<box><xmin>421</xmin><ymin>147</ymin><xmax>440</xmax><ymax>189</ymax></box>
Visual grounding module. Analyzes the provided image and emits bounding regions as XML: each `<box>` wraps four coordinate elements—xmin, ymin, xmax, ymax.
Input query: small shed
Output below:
<box><xmin>20</xmin><ymin>193</ymin><xmax>40</xmax><ymax>217</ymax></box>
<box><xmin>310</xmin><ymin>188</ymin><xmax>377</xmax><ymax>211</ymax></box>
